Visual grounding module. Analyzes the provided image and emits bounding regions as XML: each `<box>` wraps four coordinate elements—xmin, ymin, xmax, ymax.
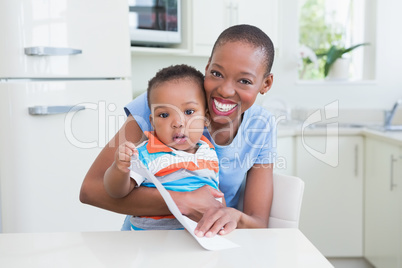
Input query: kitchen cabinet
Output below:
<box><xmin>296</xmin><ymin>135</ymin><xmax>364</xmax><ymax>257</ymax></box>
<box><xmin>275</xmin><ymin>136</ymin><xmax>295</xmax><ymax>175</ymax></box>
<box><xmin>190</xmin><ymin>0</ymin><xmax>278</xmax><ymax>56</ymax></box>
<box><xmin>0</xmin><ymin>0</ymin><xmax>131</xmax><ymax>233</ymax></box>
<box><xmin>364</xmin><ymin>138</ymin><xmax>402</xmax><ymax>268</ymax></box>
<box><xmin>130</xmin><ymin>0</ymin><xmax>279</xmax><ymax>56</ymax></box>
<box><xmin>0</xmin><ymin>0</ymin><xmax>131</xmax><ymax>78</ymax></box>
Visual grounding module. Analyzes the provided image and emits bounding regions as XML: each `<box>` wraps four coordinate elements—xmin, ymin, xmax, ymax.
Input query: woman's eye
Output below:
<box><xmin>211</xmin><ymin>70</ymin><xmax>223</xmax><ymax>78</ymax></box>
<box><xmin>240</xmin><ymin>79</ymin><xmax>252</xmax><ymax>85</ymax></box>
<box><xmin>184</xmin><ymin>109</ymin><xmax>194</xmax><ymax>115</ymax></box>
<box><xmin>159</xmin><ymin>113</ymin><xmax>169</xmax><ymax>118</ymax></box>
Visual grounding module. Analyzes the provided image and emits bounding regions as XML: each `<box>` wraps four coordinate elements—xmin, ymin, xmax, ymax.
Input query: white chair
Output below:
<box><xmin>237</xmin><ymin>173</ymin><xmax>305</xmax><ymax>228</ymax></box>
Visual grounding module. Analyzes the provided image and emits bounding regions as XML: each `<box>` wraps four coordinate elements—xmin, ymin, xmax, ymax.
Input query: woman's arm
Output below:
<box><xmin>195</xmin><ymin>163</ymin><xmax>273</xmax><ymax>237</ymax></box>
<box><xmin>239</xmin><ymin>163</ymin><xmax>273</xmax><ymax>227</ymax></box>
<box><xmin>80</xmin><ymin>115</ymin><xmax>223</xmax><ymax>217</ymax></box>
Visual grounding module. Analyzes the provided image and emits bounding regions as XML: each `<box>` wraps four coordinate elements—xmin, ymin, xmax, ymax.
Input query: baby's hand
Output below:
<box><xmin>115</xmin><ymin>141</ymin><xmax>137</xmax><ymax>173</ymax></box>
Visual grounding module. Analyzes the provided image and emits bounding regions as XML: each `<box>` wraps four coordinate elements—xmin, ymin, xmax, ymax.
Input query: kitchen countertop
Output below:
<box><xmin>277</xmin><ymin>122</ymin><xmax>402</xmax><ymax>146</ymax></box>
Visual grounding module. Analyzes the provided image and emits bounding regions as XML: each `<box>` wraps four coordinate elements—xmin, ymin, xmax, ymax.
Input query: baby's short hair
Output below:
<box><xmin>211</xmin><ymin>24</ymin><xmax>275</xmax><ymax>77</ymax></box>
<box><xmin>147</xmin><ymin>64</ymin><xmax>205</xmax><ymax>107</ymax></box>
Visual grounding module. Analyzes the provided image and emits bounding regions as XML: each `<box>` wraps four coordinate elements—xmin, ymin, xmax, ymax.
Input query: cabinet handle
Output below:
<box><xmin>226</xmin><ymin>2</ymin><xmax>232</xmax><ymax>27</ymax></box>
<box><xmin>25</xmin><ymin>47</ymin><xmax>82</xmax><ymax>56</ymax></box>
<box><xmin>232</xmin><ymin>2</ymin><xmax>239</xmax><ymax>25</ymax></box>
<box><xmin>390</xmin><ymin>155</ymin><xmax>398</xmax><ymax>191</ymax></box>
<box><xmin>354</xmin><ymin>145</ymin><xmax>359</xmax><ymax>177</ymax></box>
<box><xmin>28</xmin><ymin>105</ymin><xmax>85</xmax><ymax>115</ymax></box>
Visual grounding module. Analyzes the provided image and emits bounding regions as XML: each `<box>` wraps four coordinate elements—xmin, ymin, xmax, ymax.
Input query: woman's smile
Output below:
<box><xmin>212</xmin><ymin>97</ymin><xmax>238</xmax><ymax>115</ymax></box>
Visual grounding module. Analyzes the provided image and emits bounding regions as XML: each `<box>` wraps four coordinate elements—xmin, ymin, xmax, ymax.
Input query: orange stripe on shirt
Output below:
<box><xmin>155</xmin><ymin>159</ymin><xmax>219</xmax><ymax>177</ymax></box>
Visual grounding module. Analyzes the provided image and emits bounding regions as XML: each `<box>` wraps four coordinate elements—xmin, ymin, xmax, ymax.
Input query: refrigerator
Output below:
<box><xmin>0</xmin><ymin>0</ymin><xmax>132</xmax><ymax>233</ymax></box>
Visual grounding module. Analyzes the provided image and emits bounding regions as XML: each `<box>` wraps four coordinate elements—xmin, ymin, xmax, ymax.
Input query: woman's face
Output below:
<box><xmin>204</xmin><ymin>41</ymin><xmax>273</xmax><ymax>128</ymax></box>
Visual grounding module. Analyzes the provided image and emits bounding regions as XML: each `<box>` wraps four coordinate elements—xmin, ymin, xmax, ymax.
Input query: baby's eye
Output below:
<box><xmin>159</xmin><ymin>113</ymin><xmax>169</xmax><ymax>118</ymax></box>
<box><xmin>240</xmin><ymin>79</ymin><xmax>252</xmax><ymax>85</ymax></box>
<box><xmin>184</xmin><ymin>109</ymin><xmax>194</xmax><ymax>115</ymax></box>
<box><xmin>211</xmin><ymin>70</ymin><xmax>223</xmax><ymax>78</ymax></box>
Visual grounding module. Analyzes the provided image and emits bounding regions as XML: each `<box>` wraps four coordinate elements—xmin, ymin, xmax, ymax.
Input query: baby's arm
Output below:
<box><xmin>103</xmin><ymin>142</ymin><xmax>137</xmax><ymax>198</ymax></box>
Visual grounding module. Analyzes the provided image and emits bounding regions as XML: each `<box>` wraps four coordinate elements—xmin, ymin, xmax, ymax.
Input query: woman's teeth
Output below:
<box><xmin>214</xmin><ymin>99</ymin><xmax>237</xmax><ymax>112</ymax></box>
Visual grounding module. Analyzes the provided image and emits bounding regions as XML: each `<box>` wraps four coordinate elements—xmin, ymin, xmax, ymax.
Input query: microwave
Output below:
<box><xmin>128</xmin><ymin>0</ymin><xmax>181</xmax><ymax>46</ymax></box>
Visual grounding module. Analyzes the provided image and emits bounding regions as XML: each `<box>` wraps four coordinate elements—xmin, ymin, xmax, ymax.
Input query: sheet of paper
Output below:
<box><xmin>131</xmin><ymin>156</ymin><xmax>240</xmax><ymax>251</ymax></box>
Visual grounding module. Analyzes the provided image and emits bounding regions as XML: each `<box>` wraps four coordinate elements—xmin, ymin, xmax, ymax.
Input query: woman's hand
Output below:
<box><xmin>193</xmin><ymin>164</ymin><xmax>274</xmax><ymax>237</ymax></box>
<box><xmin>194</xmin><ymin>207</ymin><xmax>240</xmax><ymax>237</ymax></box>
<box><xmin>173</xmin><ymin>185</ymin><xmax>224</xmax><ymax>222</ymax></box>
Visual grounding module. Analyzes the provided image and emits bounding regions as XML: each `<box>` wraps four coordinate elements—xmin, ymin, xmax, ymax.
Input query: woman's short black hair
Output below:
<box><xmin>210</xmin><ymin>24</ymin><xmax>275</xmax><ymax>77</ymax></box>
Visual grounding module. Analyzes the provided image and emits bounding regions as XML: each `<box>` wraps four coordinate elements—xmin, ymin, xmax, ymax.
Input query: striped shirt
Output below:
<box><xmin>129</xmin><ymin>131</ymin><xmax>219</xmax><ymax>230</ymax></box>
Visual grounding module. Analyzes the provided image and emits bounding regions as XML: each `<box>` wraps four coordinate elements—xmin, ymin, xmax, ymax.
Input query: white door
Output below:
<box><xmin>0</xmin><ymin>0</ymin><xmax>131</xmax><ymax>78</ymax></box>
<box><xmin>190</xmin><ymin>0</ymin><xmax>278</xmax><ymax>56</ymax></box>
<box><xmin>0</xmin><ymin>80</ymin><xmax>132</xmax><ymax>233</ymax></box>
<box><xmin>296</xmin><ymin>135</ymin><xmax>364</xmax><ymax>257</ymax></box>
<box><xmin>364</xmin><ymin>138</ymin><xmax>401</xmax><ymax>268</ymax></box>
<box><xmin>237</xmin><ymin>0</ymin><xmax>278</xmax><ymax>45</ymax></box>
<box><xmin>191</xmin><ymin>0</ymin><xmax>226</xmax><ymax>56</ymax></box>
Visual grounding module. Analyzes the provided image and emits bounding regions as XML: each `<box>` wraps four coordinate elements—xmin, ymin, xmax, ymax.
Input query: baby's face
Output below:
<box><xmin>149</xmin><ymin>79</ymin><xmax>207</xmax><ymax>153</ymax></box>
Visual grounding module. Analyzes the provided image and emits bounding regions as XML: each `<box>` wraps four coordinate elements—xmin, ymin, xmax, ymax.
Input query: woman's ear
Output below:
<box><xmin>205</xmin><ymin>58</ymin><xmax>211</xmax><ymax>74</ymax></box>
<box><xmin>204</xmin><ymin>109</ymin><xmax>211</xmax><ymax>127</ymax></box>
<box><xmin>260</xmin><ymin>73</ymin><xmax>274</xmax><ymax>95</ymax></box>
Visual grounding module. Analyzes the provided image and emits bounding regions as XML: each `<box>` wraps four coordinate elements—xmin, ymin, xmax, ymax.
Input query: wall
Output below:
<box><xmin>131</xmin><ymin>0</ymin><xmax>402</xmax><ymax>112</ymax></box>
<box><xmin>131</xmin><ymin>54</ymin><xmax>209</xmax><ymax>98</ymax></box>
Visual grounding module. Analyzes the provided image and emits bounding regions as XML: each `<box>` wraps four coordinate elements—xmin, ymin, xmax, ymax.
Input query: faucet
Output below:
<box><xmin>263</xmin><ymin>97</ymin><xmax>292</xmax><ymax>123</ymax></box>
<box><xmin>384</xmin><ymin>99</ymin><xmax>402</xmax><ymax>130</ymax></box>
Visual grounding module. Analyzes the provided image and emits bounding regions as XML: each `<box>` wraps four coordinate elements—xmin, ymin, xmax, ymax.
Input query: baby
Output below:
<box><xmin>103</xmin><ymin>64</ymin><xmax>221</xmax><ymax>230</ymax></box>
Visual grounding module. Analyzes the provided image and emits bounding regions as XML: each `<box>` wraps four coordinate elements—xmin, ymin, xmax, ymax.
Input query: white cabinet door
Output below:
<box><xmin>237</xmin><ymin>0</ymin><xmax>278</xmax><ymax>45</ymax></box>
<box><xmin>0</xmin><ymin>0</ymin><xmax>131</xmax><ymax>78</ymax></box>
<box><xmin>296</xmin><ymin>136</ymin><xmax>364</xmax><ymax>257</ymax></box>
<box><xmin>191</xmin><ymin>0</ymin><xmax>227</xmax><ymax>56</ymax></box>
<box><xmin>191</xmin><ymin>0</ymin><xmax>278</xmax><ymax>56</ymax></box>
<box><xmin>364</xmin><ymin>138</ymin><xmax>402</xmax><ymax>268</ymax></box>
<box><xmin>0</xmin><ymin>80</ymin><xmax>132</xmax><ymax>233</ymax></box>
<box><xmin>274</xmin><ymin>136</ymin><xmax>295</xmax><ymax>175</ymax></box>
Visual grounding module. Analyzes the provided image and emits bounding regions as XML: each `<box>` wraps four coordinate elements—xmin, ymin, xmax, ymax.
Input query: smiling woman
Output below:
<box><xmin>204</xmin><ymin>41</ymin><xmax>273</xmax><ymax>142</ymax></box>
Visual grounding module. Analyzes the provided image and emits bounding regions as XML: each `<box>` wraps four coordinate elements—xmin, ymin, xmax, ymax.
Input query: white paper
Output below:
<box><xmin>131</xmin><ymin>156</ymin><xmax>240</xmax><ymax>251</ymax></box>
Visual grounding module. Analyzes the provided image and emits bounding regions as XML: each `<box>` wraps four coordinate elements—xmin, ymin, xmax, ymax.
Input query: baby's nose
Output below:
<box><xmin>171</xmin><ymin>116</ymin><xmax>183</xmax><ymax>128</ymax></box>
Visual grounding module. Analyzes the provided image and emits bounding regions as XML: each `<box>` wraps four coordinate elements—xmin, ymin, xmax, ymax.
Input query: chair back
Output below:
<box><xmin>237</xmin><ymin>173</ymin><xmax>305</xmax><ymax>228</ymax></box>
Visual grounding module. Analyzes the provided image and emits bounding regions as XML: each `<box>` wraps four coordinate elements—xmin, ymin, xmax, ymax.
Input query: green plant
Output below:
<box><xmin>320</xmin><ymin>43</ymin><xmax>369</xmax><ymax>77</ymax></box>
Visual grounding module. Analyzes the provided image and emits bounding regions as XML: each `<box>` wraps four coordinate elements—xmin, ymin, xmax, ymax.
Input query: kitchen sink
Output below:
<box><xmin>307</xmin><ymin>123</ymin><xmax>366</xmax><ymax>129</ymax></box>
<box><xmin>367</xmin><ymin>125</ymin><xmax>402</xmax><ymax>132</ymax></box>
<box><xmin>308</xmin><ymin>123</ymin><xmax>402</xmax><ymax>131</ymax></box>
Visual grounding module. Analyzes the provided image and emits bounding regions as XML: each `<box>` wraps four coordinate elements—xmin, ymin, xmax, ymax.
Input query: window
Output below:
<box><xmin>298</xmin><ymin>0</ymin><xmax>375</xmax><ymax>81</ymax></box>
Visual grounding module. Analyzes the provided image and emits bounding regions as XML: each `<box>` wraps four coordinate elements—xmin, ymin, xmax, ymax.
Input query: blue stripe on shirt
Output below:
<box><xmin>142</xmin><ymin>176</ymin><xmax>219</xmax><ymax>192</ymax></box>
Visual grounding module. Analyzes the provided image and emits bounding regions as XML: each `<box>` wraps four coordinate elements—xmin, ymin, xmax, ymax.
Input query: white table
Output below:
<box><xmin>0</xmin><ymin>228</ymin><xmax>333</xmax><ymax>267</ymax></box>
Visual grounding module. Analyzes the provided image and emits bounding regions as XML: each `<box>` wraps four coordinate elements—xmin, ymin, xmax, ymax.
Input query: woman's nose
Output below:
<box><xmin>217</xmin><ymin>81</ymin><xmax>235</xmax><ymax>97</ymax></box>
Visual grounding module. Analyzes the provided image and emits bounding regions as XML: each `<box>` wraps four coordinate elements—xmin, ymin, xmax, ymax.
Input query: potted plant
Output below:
<box><xmin>298</xmin><ymin>45</ymin><xmax>319</xmax><ymax>79</ymax></box>
<box><xmin>320</xmin><ymin>43</ymin><xmax>369</xmax><ymax>79</ymax></box>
